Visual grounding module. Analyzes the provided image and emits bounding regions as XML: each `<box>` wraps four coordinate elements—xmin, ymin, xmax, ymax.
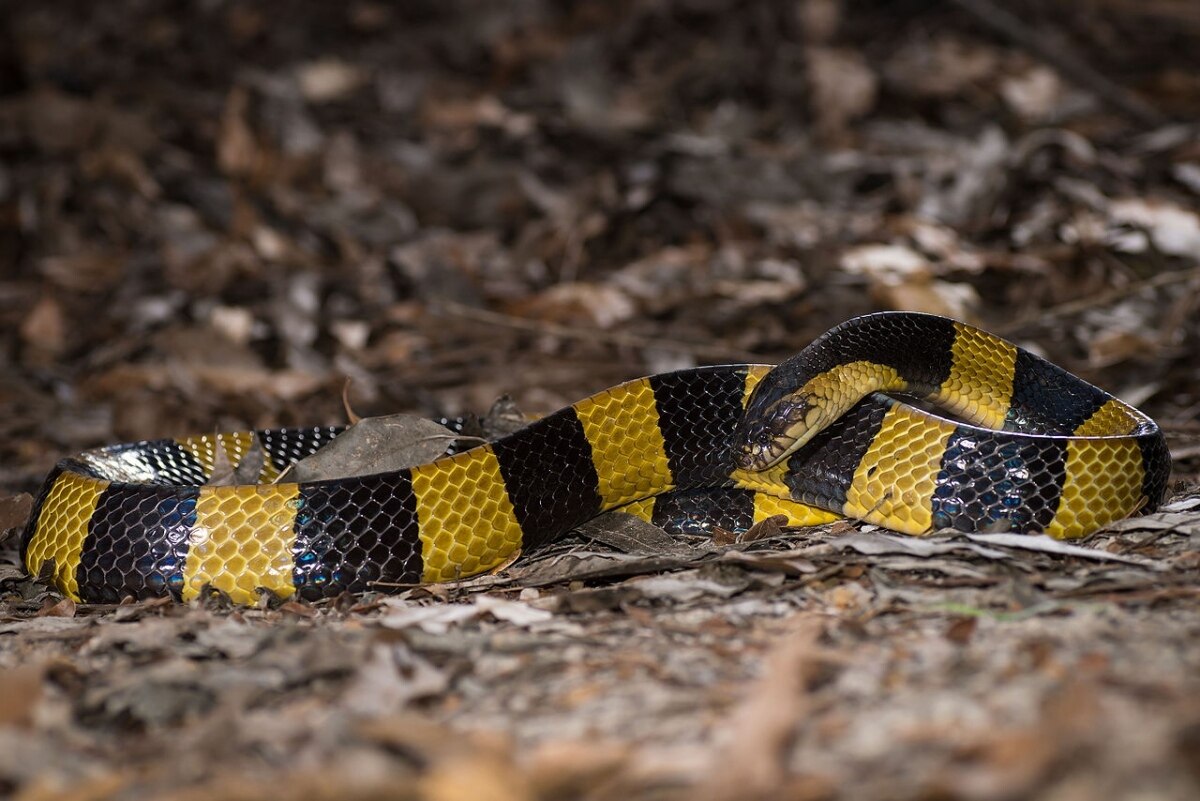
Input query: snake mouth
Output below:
<box><xmin>734</xmin><ymin>396</ymin><xmax>820</xmax><ymax>471</ymax></box>
<box><xmin>733</xmin><ymin>433</ymin><xmax>796</xmax><ymax>471</ymax></box>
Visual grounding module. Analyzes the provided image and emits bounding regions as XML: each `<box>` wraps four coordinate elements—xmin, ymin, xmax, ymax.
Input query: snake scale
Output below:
<box><xmin>22</xmin><ymin>312</ymin><xmax>1170</xmax><ymax>604</ymax></box>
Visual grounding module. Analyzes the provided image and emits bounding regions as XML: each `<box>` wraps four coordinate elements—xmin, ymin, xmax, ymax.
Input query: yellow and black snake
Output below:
<box><xmin>21</xmin><ymin>312</ymin><xmax>1170</xmax><ymax>604</ymax></box>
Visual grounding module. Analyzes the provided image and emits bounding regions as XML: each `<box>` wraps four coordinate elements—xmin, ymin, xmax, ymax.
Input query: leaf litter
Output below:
<box><xmin>1</xmin><ymin>0</ymin><xmax>1199</xmax><ymax>799</ymax></box>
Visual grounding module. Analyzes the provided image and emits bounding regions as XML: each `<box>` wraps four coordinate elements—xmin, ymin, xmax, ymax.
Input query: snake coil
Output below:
<box><xmin>22</xmin><ymin>312</ymin><xmax>1169</xmax><ymax>604</ymax></box>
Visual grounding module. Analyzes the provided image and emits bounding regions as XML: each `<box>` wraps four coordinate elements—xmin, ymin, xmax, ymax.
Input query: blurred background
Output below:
<box><xmin>2</xmin><ymin>0</ymin><xmax>1199</xmax><ymax>494</ymax></box>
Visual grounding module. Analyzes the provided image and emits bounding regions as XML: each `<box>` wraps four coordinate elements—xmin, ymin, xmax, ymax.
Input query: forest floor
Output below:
<box><xmin>1</xmin><ymin>1</ymin><xmax>1198</xmax><ymax>799</ymax></box>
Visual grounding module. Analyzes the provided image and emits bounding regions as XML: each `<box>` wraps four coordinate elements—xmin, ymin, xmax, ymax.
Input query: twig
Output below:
<box><xmin>947</xmin><ymin>0</ymin><xmax>1167</xmax><ymax>128</ymax></box>
<box><xmin>994</xmin><ymin>265</ymin><xmax>1200</xmax><ymax>335</ymax></box>
<box><xmin>434</xmin><ymin>301</ymin><xmax>765</xmax><ymax>363</ymax></box>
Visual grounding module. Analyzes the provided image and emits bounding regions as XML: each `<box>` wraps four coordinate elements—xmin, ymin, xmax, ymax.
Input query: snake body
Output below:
<box><xmin>22</xmin><ymin>313</ymin><xmax>1170</xmax><ymax>604</ymax></box>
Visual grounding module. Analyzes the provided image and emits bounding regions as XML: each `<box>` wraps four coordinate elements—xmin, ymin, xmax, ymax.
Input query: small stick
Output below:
<box><xmin>995</xmin><ymin>265</ymin><xmax>1200</xmax><ymax>335</ymax></box>
<box><xmin>434</xmin><ymin>300</ymin><xmax>765</xmax><ymax>362</ymax></box>
<box><xmin>947</xmin><ymin>0</ymin><xmax>1167</xmax><ymax>127</ymax></box>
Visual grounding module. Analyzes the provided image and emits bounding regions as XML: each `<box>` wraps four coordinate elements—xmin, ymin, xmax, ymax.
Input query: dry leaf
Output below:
<box><xmin>37</xmin><ymin>597</ymin><xmax>77</xmax><ymax>618</ymax></box>
<box><xmin>39</xmin><ymin>252</ymin><xmax>126</xmax><ymax>293</ymax></box>
<box><xmin>841</xmin><ymin>244</ymin><xmax>932</xmax><ymax>284</ymax></box>
<box><xmin>205</xmin><ymin>433</ymin><xmax>266</xmax><ymax>486</ymax></box>
<box><xmin>1108</xmin><ymin>198</ymin><xmax>1200</xmax><ymax>256</ymax></box>
<box><xmin>296</xmin><ymin>58</ymin><xmax>367</xmax><ymax>103</ymax></box>
<box><xmin>20</xmin><ymin>295</ymin><xmax>67</xmax><ymax>358</ymax></box>
<box><xmin>418</xmin><ymin>752</ymin><xmax>533</xmax><ymax>801</ymax></box>
<box><xmin>284</xmin><ymin>414</ymin><xmax>457</xmax><ymax>483</ymax></box>
<box><xmin>343</xmin><ymin>644</ymin><xmax>449</xmax><ymax>713</ymax></box>
<box><xmin>1087</xmin><ymin>329</ymin><xmax>1157</xmax><ymax>367</ymax></box>
<box><xmin>0</xmin><ymin>666</ymin><xmax>44</xmax><ymax>727</ymax></box>
<box><xmin>517</xmin><ymin>281</ymin><xmax>637</xmax><ymax>328</ymax></box>
<box><xmin>965</xmin><ymin>533</ymin><xmax>1167</xmax><ymax>568</ymax></box>
<box><xmin>1001</xmin><ymin>66</ymin><xmax>1067</xmax><ymax>123</ymax></box>
<box><xmin>807</xmin><ymin>46</ymin><xmax>877</xmax><ymax>139</ymax></box>
<box><xmin>217</xmin><ymin>86</ymin><xmax>259</xmax><ymax>178</ymax></box>
<box><xmin>885</xmin><ymin>34</ymin><xmax>999</xmax><ymax>99</ymax></box>
<box><xmin>832</xmin><ymin>532</ymin><xmax>1008</xmax><ymax>560</ymax></box>
<box><xmin>25</xmin><ymin>86</ymin><xmax>98</xmax><ymax>153</ymax></box>
<box><xmin>575</xmin><ymin>512</ymin><xmax>685</xmax><ymax>555</ymax></box>
<box><xmin>479</xmin><ymin>395</ymin><xmax>527</xmax><ymax>439</ymax></box>
<box><xmin>699</xmin><ymin>615</ymin><xmax>826</xmax><ymax>801</ymax></box>
<box><xmin>627</xmin><ymin>573</ymin><xmax>748</xmax><ymax>602</ymax></box>
<box><xmin>945</xmin><ymin>616</ymin><xmax>978</xmax><ymax>645</ymax></box>
<box><xmin>473</xmin><ymin>595</ymin><xmax>553</xmax><ymax>626</ymax></box>
<box><xmin>380</xmin><ymin>595</ymin><xmax>550</xmax><ymax>634</ymax></box>
<box><xmin>739</xmin><ymin>514</ymin><xmax>788</xmax><ymax>544</ymax></box>
<box><xmin>527</xmin><ymin>740</ymin><xmax>631</xmax><ymax>800</ymax></box>
<box><xmin>0</xmin><ymin>492</ymin><xmax>33</xmax><ymax>535</ymax></box>
<box><xmin>710</xmin><ymin>525</ymin><xmax>738</xmax><ymax>546</ymax></box>
<box><xmin>874</xmin><ymin>278</ymin><xmax>980</xmax><ymax>319</ymax></box>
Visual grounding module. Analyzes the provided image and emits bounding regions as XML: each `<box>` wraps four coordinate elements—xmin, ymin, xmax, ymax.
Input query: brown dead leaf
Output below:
<box><xmin>39</xmin><ymin>251</ymin><xmax>126</xmax><ymax>293</ymax></box>
<box><xmin>0</xmin><ymin>665</ymin><xmax>44</xmax><ymax>727</ymax></box>
<box><xmin>20</xmin><ymin>294</ymin><xmax>67</xmax><ymax>359</ymax></box>
<box><xmin>608</xmin><ymin>245</ymin><xmax>711</xmax><ymax>315</ymax></box>
<box><xmin>356</xmin><ymin>713</ymin><xmax>461</xmax><ymax>755</ymax></box>
<box><xmin>509</xmin><ymin>549</ymin><xmax>705</xmax><ymax>589</ymax></box>
<box><xmin>965</xmin><ymin>533</ymin><xmax>1165</xmax><ymax>568</ymax></box>
<box><xmin>205</xmin><ymin>433</ymin><xmax>266</xmax><ymax>486</ymax></box>
<box><xmin>1108</xmin><ymin>198</ymin><xmax>1200</xmax><ymax>257</ymax></box>
<box><xmin>1087</xmin><ymin>328</ymin><xmax>1157</xmax><ymax>368</ymax></box>
<box><xmin>527</xmin><ymin>740</ymin><xmax>631</xmax><ymax>800</ymax></box>
<box><xmin>628</xmin><ymin>571</ymin><xmax>750</xmax><ymax>602</ymax></box>
<box><xmin>575</xmin><ymin>512</ymin><xmax>685</xmax><ymax>555</ymax></box>
<box><xmin>284</xmin><ymin>414</ymin><xmax>457</xmax><ymax>483</ymax></box>
<box><xmin>945</xmin><ymin>616</ymin><xmax>978</xmax><ymax>645</ymax></box>
<box><xmin>840</xmin><ymin>243</ymin><xmax>931</xmax><ymax>284</ymax></box>
<box><xmin>422</xmin><ymin>753</ymin><xmax>535</xmax><ymax>801</ymax></box>
<box><xmin>21</xmin><ymin>772</ymin><xmax>134</xmax><ymax>801</ymax></box>
<box><xmin>418</xmin><ymin>752</ymin><xmax>533</xmax><ymax>801</ymax></box>
<box><xmin>343</xmin><ymin>643</ymin><xmax>449</xmax><ymax>712</ymax></box>
<box><xmin>421</xmin><ymin>94</ymin><xmax>534</xmax><ymax>138</ymax></box>
<box><xmin>479</xmin><ymin>395</ymin><xmax>527</xmax><ymax>439</ymax></box>
<box><xmin>296</xmin><ymin>58</ymin><xmax>367</xmax><ymax>103</ymax></box>
<box><xmin>739</xmin><ymin>514</ymin><xmax>789</xmax><ymax>544</ymax></box>
<box><xmin>37</xmin><ymin>597</ymin><xmax>77</xmax><ymax>618</ymax></box>
<box><xmin>187</xmin><ymin>365</ymin><xmax>325</xmax><ymax>401</ymax></box>
<box><xmin>217</xmin><ymin>86</ymin><xmax>260</xmax><ymax>178</ymax></box>
<box><xmin>699</xmin><ymin>615</ymin><xmax>828</xmax><ymax>801</ymax></box>
<box><xmin>885</xmin><ymin>34</ymin><xmax>999</xmax><ymax>99</ymax></box>
<box><xmin>719</xmin><ymin>550</ymin><xmax>819</xmax><ymax>577</ymax></box>
<box><xmin>486</xmin><ymin>546</ymin><xmax>522</xmax><ymax>577</ymax></box>
<box><xmin>1001</xmin><ymin>66</ymin><xmax>1068</xmax><ymax>124</ymax></box>
<box><xmin>278</xmin><ymin>600</ymin><xmax>318</xmax><ymax>618</ymax></box>
<box><xmin>80</xmin><ymin>145</ymin><xmax>161</xmax><ymax>199</ymax></box>
<box><xmin>840</xmin><ymin>243</ymin><xmax>980</xmax><ymax>318</ymax></box>
<box><xmin>873</xmin><ymin>278</ymin><xmax>980</xmax><ymax>319</ymax></box>
<box><xmin>949</xmin><ymin>678</ymin><xmax>1106</xmax><ymax>799</ymax></box>
<box><xmin>25</xmin><ymin>86</ymin><xmax>99</xmax><ymax>153</ymax></box>
<box><xmin>514</xmin><ymin>281</ymin><xmax>636</xmax><ymax>329</ymax></box>
<box><xmin>825</xmin><ymin>582</ymin><xmax>871</xmax><ymax>614</ymax></box>
<box><xmin>799</xmin><ymin>0</ymin><xmax>841</xmax><ymax>43</ymax></box>
<box><xmin>710</xmin><ymin>525</ymin><xmax>738</xmax><ymax>546</ymax></box>
<box><xmin>0</xmin><ymin>492</ymin><xmax>33</xmax><ymax>535</ymax></box>
<box><xmin>807</xmin><ymin>46</ymin><xmax>877</xmax><ymax>140</ymax></box>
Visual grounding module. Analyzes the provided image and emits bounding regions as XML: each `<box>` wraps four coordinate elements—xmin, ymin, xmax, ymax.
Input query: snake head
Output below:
<box><xmin>733</xmin><ymin>394</ymin><xmax>827</xmax><ymax>471</ymax></box>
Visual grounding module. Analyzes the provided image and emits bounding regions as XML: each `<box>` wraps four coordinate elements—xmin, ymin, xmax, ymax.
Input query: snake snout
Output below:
<box><xmin>734</xmin><ymin>398</ymin><xmax>811</xmax><ymax>471</ymax></box>
<box><xmin>731</xmin><ymin>421</ymin><xmax>780</xmax><ymax>471</ymax></box>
